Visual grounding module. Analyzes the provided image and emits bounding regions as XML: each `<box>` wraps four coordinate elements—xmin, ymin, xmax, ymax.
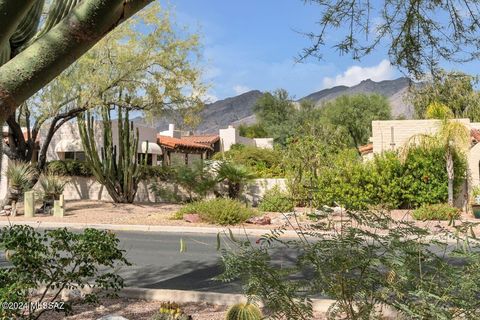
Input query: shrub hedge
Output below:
<box><xmin>46</xmin><ymin>159</ymin><xmax>92</xmax><ymax>177</ymax></box>
<box><xmin>175</xmin><ymin>198</ymin><xmax>257</xmax><ymax>225</ymax></box>
<box><xmin>212</xmin><ymin>144</ymin><xmax>284</xmax><ymax>178</ymax></box>
<box><xmin>259</xmin><ymin>185</ymin><xmax>294</xmax><ymax>212</ymax></box>
<box><xmin>412</xmin><ymin>203</ymin><xmax>461</xmax><ymax>220</ymax></box>
<box><xmin>311</xmin><ymin>146</ymin><xmax>467</xmax><ymax>210</ymax></box>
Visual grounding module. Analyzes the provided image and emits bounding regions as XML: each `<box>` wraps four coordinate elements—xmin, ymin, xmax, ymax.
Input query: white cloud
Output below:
<box><xmin>321</xmin><ymin>59</ymin><xmax>395</xmax><ymax>88</ymax></box>
<box><xmin>233</xmin><ymin>85</ymin><xmax>251</xmax><ymax>95</ymax></box>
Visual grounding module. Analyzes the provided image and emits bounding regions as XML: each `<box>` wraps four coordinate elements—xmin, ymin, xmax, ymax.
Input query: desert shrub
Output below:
<box><xmin>309</xmin><ymin>146</ymin><xmax>467</xmax><ymax>210</ymax></box>
<box><xmin>0</xmin><ymin>225</ymin><xmax>129</xmax><ymax>319</ymax></box>
<box><xmin>46</xmin><ymin>160</ymin><xmax>92</xmax><ymax>177</ymax></box>
<box><xmin>401</xmin><ymin>146</ymin><xmax>466</xmax><ymax>208</ymax></box>
<box><xmin>175</xmin><ymin>198</ymin><xmax>256</xmax><ymax>225</ymax></box>
<box><xmin>174</xmin><ymin>161</ymin><xmax>217</xmax><ymax>201</ymax></box>
<box><xmin>151</xmin><ymin>301</ymin><xmax>192</xmax><ymax>320</ymax></box>
<box><xmin>259</xmin><ymin>185</ymin><xmax>294</xmax><ymax>212</ymax></box>
<box><xmin>139</xmin><ymin>165</ymin><xmax>176</xmax><ymax>181</ymax></box>
<box><xmin>212</xmin><ymin>145</ymin><xmax>284</xmax><ymax>178</ymax></box>
<box><xmin>219</xmin><ymin>209</ymin><xmax>480</xmax><ymax>319</ymax></box>
<box><xmin>412</xmin><ymin>203</ymin><xmax>460</xmax><ymax>220</ymax></box>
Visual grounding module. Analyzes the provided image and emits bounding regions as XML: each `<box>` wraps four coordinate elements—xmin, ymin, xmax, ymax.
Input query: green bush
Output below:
<box><xmin>412</xmin><ymin>203</ymin><xmax>460</xmax><ymax>220</ymax></box>
<box><xmin>175</xmin><ymin>198</ymin><xmax>257</xmax><ymax>225</ymax></box>
<box><xmin>46</xmin><ymin>159</ymin><xmax>92</xmax><ymax>177</ymax></box>
<box><xmin>140</xmin><ymin>165</ymin><xmax>176</xmax><ymax>181</ymax></box>
<box><xmin>310</xmin><ymin>146</ymin><xmax>467</xmax><ymax>210</ymax></box>
<box><xmin>0</xmin><ymin>225</ymin><xmax>129</xmax><ymax>319</ymax></box>
<box><xmin>259</xmin><ymin>185</ymin><xmax>294</xmax><ymax>212</ymax></box>
<box><xmin>213</xmin><ymin>145</ymin><xmax>284</xmax><ymax>178</ymax></box>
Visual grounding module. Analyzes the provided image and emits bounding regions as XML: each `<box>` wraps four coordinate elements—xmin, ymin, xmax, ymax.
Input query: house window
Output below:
<box><xmin>64</xmin><ymin>151</ymin><xmax>85</xmax><ymax>161</ymax></box>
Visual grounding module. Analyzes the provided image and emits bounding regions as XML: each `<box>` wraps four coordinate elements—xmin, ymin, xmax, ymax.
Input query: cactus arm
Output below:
<box><xmin>0</xmin><ymin>0</ymin><xmax>152</xmax><ymax>121</ymax></box>
<box><xmin>0</xmin><ymin>0</ymin><xmax>36</xmax><ymax>51</ymax></box>
<box><xmin>9</xmin><ymin>1</ymin><xmax>45</xmax><ymax>54</ymax></box>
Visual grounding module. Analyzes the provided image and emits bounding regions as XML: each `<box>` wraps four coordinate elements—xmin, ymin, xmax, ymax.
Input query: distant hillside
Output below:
<box><xmin>139</xmin><ymin>78</ymin><xmax>414</xmax><ymax>134</ymax></box>
<box><xmin>300</xmin><ymin>77</ymin><xmax>414</xmax><ymax>118</ymax></box>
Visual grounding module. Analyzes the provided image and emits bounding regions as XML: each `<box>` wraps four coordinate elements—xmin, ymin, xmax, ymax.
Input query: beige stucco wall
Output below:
<box><xmin>59</xmin><ymin>177</ymin><xmax>287</xmax><ymax>204</ymax></box>
<box><xmin>372</xmin><ymin>119</ymin><xmax>470</xmax><ymax>154</ymax></box>
<box><xmin>219</xmin><ymin>125</ymin><xmax>274</xmax><ymax>151</ymax></box>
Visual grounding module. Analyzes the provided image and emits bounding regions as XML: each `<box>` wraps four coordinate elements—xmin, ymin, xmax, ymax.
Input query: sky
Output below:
<box><xmin>167</xmin><ymin>0</ymin><xmax>479</xmax><ymax>103</ymax></box>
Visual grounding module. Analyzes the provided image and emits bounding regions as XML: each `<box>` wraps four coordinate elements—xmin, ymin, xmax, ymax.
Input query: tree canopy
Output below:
<box><xmin>407</xmin><ymin>70</ymin><xmax>480</xmax><ymax>120</ymax></box>
<box><xmin>321</xmin><ymin>93</ymin><xmax>391</xmax><ymax>148</ymax></box>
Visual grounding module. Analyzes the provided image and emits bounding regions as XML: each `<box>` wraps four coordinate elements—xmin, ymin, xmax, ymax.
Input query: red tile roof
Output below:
<box><xmin>157</xmin><ymin>135</ymin><xmax>213</xmax><ymax>151</ymax></box>
<box><xmin>358</xmin><ymin>143</ymin><xmax>373</xmax><ymax>155</ymax></box>
<box><xmin>180</xmin><ymin>135</ymin><xmax>220</xmax><ymax>145</ymax></box>
<box><xmin>471</xmin><ymin>129</ymin><xmax>480</xmax><ymax>144</ymax></box>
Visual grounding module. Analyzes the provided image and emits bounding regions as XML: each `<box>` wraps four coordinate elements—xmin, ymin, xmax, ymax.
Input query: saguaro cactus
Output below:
<box><xmin>78</xmin><ymin>106</ymin><xmax>146</xmax><ymax>203</ymax></box>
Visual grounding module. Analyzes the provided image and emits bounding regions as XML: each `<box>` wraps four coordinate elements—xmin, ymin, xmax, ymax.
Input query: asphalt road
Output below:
<box><xmin>114</xmin><ymin>230</ymin><xmax>241</xmax><ymax>293</ymax></box>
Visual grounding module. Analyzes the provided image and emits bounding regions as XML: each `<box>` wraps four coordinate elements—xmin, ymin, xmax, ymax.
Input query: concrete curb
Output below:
<box><xmin>119</xmin><ymin>287</ymin><xmax>336</xmax><ymax>313</ymax></box>
<box><xmin>0</xmin><ymin>220</ymin><xmax>301</xmax><ymax>237</ymax></box>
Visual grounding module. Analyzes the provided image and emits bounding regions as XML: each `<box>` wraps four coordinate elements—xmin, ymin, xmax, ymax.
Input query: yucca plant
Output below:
<box><xmin>39</xmin><ymin>171</ymin><xmax>67</xmax><ymax>213</ymax></box>
<box><xmin>4</xmin><ymin>162</ymin><xmax>36</xmax><ymax>216</ymax></box>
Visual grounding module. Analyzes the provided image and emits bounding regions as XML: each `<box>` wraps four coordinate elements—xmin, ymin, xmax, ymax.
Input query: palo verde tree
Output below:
<box><xmin>3</xmin><ymin>3</ymin><xmax>204</xmax><ymax>180</ymax></box>
<box><xmin>0</xmin><ymin>0</ymin><xmax>153</xmax><ymax>121</ymax></box>
<box><xmin>78</xmin><ymin>106</ymin><xmax>146</xmax><ymax>203</ymax></box>
<box><xmin>302</xmin><ymin>1</ymin><xmax>480</xmax><ymax>78</ymax></box>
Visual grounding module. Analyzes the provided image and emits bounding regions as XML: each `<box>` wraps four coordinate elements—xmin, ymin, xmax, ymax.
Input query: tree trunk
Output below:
<box><xmin>446</xmin><ymin>151</ymin><xmax>454</xmax><ymax>206</ymax></box>
<box><xmin>0</xmin><ymin>0</ymin><xmax>152</xmax><ymax>120</ymax></box>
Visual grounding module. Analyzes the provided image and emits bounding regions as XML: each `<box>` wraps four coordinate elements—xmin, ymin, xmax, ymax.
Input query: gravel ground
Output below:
<box><xmin>1</xmin><ymin>200</ymin><xmax>479</xmax><ymax>234</ymax></box>
<box><xmin>0</xmin><ymin>200</ymin><xmax>290</xmax><ymax>229</ymax></box>
<box><xmin>39</xmin><ymin>297</ymin><xmax>327</xmax><ymax>319</ymax></box>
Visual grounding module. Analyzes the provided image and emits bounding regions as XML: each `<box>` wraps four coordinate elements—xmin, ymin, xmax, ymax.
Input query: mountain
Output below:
<box><xmin>143</xmin><ymin>77</ymin><xmax>414</xmax><ymax>134</ymax></box>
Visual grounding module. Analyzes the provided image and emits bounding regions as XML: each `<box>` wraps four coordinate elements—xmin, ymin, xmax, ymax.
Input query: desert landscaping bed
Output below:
<box><xmin>39</xmin><ymin>297</ymin><xmax>328</xmax><ymax>320</ymax></box>
<box><xmin>0</xmin><ymin>200</ymin><xmax>479</xmax><ymax>234</ymax></box>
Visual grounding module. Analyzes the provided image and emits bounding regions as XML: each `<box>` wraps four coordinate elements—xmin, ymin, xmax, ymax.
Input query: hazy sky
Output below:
<box><xmin>170</xmin><ymin>0</ymin><xmax>477</xmax><ymax>102</ymax></box>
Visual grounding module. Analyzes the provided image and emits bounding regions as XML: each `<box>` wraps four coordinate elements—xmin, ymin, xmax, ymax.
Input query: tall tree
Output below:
<box><xmin>407</xmin><ymin>70</ymin><xmax>480</xmax><ymax>120</ymax></box>
<box><xmin>4</xmin><ymin>3</ymin><xmax>204</xmax><ymax>176</ymax></box>
<box><xmin>253</xmin><ymin>89</ymin><xmax>296</xmax><ymax>146</ymax></box>
<box><xmin>0</xmin><ymin>0</ymin><xmax>153</xmax><ymax>121</ymax></box>
<box><xmin>321</xmin><ymin>93</ymin><xmax>391</xmax><ymax>149</ymax></box>
<box><xmin>302</xmin><ymin>1</ymin><xmax>480</xmax><ymax>78</ymax></box>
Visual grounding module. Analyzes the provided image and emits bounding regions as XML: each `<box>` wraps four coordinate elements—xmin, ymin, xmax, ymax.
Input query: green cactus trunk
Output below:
<box><xmin>78</xmin><ymin>106</ymin><xmax>146</xmax><ymax>203</ymax></box>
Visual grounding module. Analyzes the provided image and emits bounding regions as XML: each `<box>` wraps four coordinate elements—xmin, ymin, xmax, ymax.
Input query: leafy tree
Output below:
<box><xmin>238</xmin><ymin>123</ymin><xmax>269</xmax><ymax>138</ymax></box>
<box><xmin>0</xmin><ymin>0</ymin><xmax>152</xmax><ymax>121</ymax></box>
<box><xmin>407</xmin><ymin>70</ymin><xmax>480</xmax><ymax>120</ymax></box>
<box><xmin>302</xmin><ymin>1</ymin><xmax>480</xmax><ymax>78</ymax></box>
<box><xmin>321</xmin><ymin>93</ymin><xmax>391</xmax><ymax>149</ymax></box>
<box><xmin>253</xmin><ymin>89</ymin><xmax>296</xmax><ymax>146</ymax></box>
<box><xmin>4</xmin><ymin>4</ymin><xmax>203</xmax><ymax>182</ymax></box>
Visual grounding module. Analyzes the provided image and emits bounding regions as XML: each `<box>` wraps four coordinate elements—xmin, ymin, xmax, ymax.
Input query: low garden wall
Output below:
<box><xmin>61</xmin><ymin>176</ymin><xmax>287</xmax><ymax>204</ymax></box>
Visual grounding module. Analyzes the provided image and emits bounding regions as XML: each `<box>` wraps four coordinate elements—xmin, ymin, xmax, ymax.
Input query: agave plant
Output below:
<box><xmin>4</xmin><ymin>162</ymin><xmax>36</xmax><ymax>216</ymax></box>
<box><xmin>39</xmin><ymin>171</ymin><xmax>67</xmax><ymax>213</ymax></box>
<box><xmin>215</xmin><ymin>161</ymin><xmax>254</xmax><ymax>199</ymax></box>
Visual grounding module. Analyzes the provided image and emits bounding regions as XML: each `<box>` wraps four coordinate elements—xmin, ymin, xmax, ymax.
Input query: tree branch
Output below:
<box><xmin>0</xmin><ymin>0</ymin><xmax>152</xmax><ymax>120</ymax></box>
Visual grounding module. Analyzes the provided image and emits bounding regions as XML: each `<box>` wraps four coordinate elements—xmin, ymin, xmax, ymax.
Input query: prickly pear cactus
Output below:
<box><xmin>225</xmin><ymin>303</ymin><xmax>263</xmax><ymax>320</ymax></box>
<box><xmin>152</xmin><ymin>302</ymin><xmax>192</xmax><ymax>320</ymax></box>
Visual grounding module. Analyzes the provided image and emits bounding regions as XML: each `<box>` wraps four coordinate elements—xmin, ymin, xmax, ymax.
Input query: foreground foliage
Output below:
<box><xmin>0</xmin><ymin>225</ymin><xmax>129</xmax><ymax>320</ymax></box>
<box><xmin>219</xmin><ymin>208</ymin><xmax>480</xmax><ymax>319</ymax></box>
<box><xmin>175</xmin><ymin>198</ymin><xmax>257</xmax><ymax>225</ymax></box>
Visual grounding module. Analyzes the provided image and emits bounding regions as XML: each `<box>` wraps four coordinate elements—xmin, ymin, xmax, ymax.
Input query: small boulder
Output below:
<box><xmin>183</xmin><ymin>213</ymin><xmax>202</xmax><ymax>223</ymax></box>
<box><xmin>246</xmin><ymin>215</ymin><xmax>271</xmax><ymax>225</ymax></box>
<box><xmin>97</xmin><ymin>316</ymin><xmax>129</xmax><ymax>320</ymax></box>
<box><xmin>3</xmin><ymin>205</ymin><xmax>12</xmax><ymax>210</ymax></box>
